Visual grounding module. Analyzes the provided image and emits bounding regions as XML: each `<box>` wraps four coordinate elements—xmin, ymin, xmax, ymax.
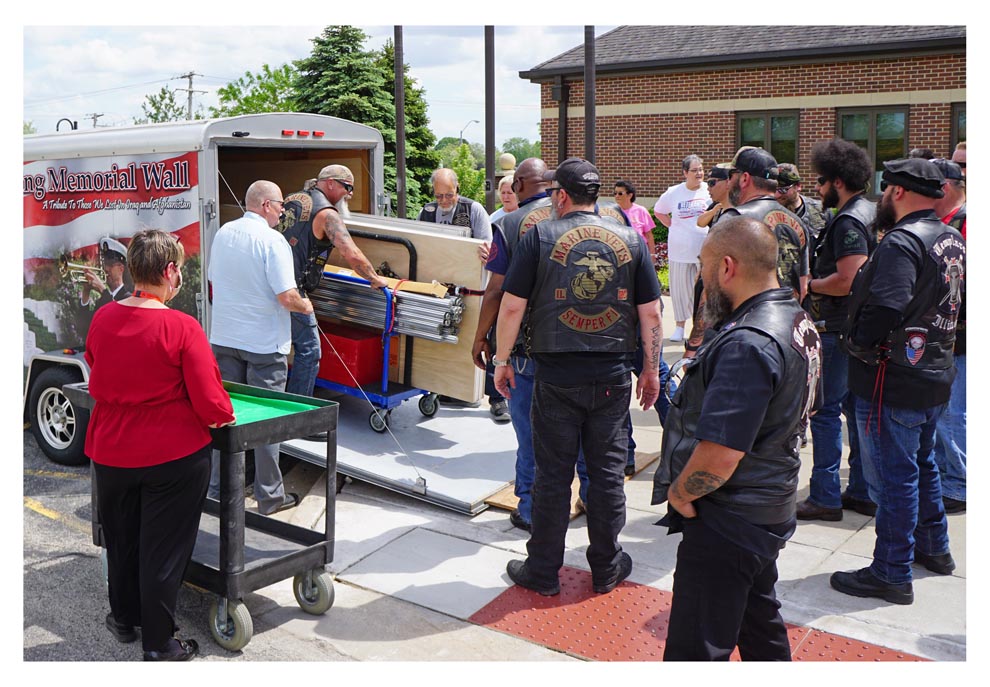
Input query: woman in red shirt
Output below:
<box><xmin>85</xmin><ymin>229</ymin><xmax>234</xmax><ymax>661</ymax></box>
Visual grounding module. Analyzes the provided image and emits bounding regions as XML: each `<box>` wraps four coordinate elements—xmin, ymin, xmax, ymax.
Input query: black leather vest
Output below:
<box><xmin>418</xmin><ymin>196</ymin><xmax>474</xmax><ymax>228</ymax></box>
<box><xmin>527</xmin><ymin>212</ymin><xmax>640</xmax><ymax>354</ymax></box>
<box><xmin>279</xmin><ymin>188</ymin><xmax>336</xmax><ymax>293</ymax></box>
<box><xmin>722</xmin><ymin>198</ymin><xmax>807</xmax><ymax>296</ymax></box>
<box><xmin>652</xmin><ymin>290</ymin><xmax>822</xmax><ymax>524</ymax></box>
<box><xmin>595</xmin><ymin>202</ymin><xmax>631</xmax><ymax>226</ymax></box>
<box><xmin>843</xmin><ymin>214</ymin><xmax>964</xmax><ymax>378</ymax></box>
<box><xmin>499</xmin><ymin>195</ymin><xmax>553</xmax><ymax>258</ymax></box>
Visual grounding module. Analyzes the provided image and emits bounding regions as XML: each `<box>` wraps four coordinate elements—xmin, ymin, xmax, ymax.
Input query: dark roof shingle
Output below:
<box><xmin>522</xmin><ymin>25</ymin><xmax>966</xmax><ymax>79</ymax></box>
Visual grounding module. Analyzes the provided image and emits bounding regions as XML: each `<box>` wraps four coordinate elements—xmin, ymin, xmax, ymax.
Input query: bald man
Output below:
<box><xmin>652</xmin><ymin>216</ymin><xmax>822</xmax><ymax>661</ymax></box>
<box><xmin>418</xmin><ymin>168</ymin><xmax>492</xmax><ymax>241</ymax></box>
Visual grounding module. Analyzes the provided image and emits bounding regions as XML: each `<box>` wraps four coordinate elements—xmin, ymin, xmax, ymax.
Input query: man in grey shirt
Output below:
<box><xmin>418</xmin><ymin>168</ymin><xmax>492</xmax><ymax>242</ymax></box>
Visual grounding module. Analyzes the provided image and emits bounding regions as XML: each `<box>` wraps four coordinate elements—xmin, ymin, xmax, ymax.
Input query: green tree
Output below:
<box><xmin>210</xmin><ymin>64</ymin><xmax>298</xmax><ymax>118</ymax></box>
<box><xmin>435</xmin><ymin>139</ymin><xmax>485</xmax><ymax>169</ymax></box>
<box><xmin>294</xmin><ymin>26</ymin><xmax>396</xmax><ymax>208</ymax></box>
<box><xmin>375</xmin><ymin>39</ymin><xmax>442</xmax><ymax>217</ymax></box>
<box><xmin>24</xmin><ymin>121</ymin><xmax>37</xmax><ymax>134</ymax></box>
<box><xmin>449</xmin><ymin>143</ymin><xmax>485</xmax><ymax>204</ymax></box>
<box><xmin>501</xmin><ymin>136</ymin><xmax>541</xmax><ymax>163</ymax></box>
<box><xmin>133</xmin><ymin>87</ymin><xmax>188</xmax><ymax>124</ymax></box>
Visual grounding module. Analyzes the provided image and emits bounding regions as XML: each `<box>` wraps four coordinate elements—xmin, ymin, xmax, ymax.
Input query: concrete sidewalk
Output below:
<box><xmin>22</xmin><ymin>296</ymin><xmax>966</xmax><ymax>662</ymax></box>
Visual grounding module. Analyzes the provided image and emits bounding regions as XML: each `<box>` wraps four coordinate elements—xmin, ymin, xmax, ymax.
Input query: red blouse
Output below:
<box><xmin>84</xmin><ymin>302</ymin><xmax>235</xmax><ymax>468</ymax></box>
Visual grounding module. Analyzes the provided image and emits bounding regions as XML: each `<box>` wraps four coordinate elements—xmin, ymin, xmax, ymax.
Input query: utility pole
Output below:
<box><xmin>86</xmin><ymin>113</ymin><xmax>104</xmax><ymax>128</ymax></box>
<box><xmin>175</xmin><ymin>71</ymin><xmax>206</xmax><ymax>120</ymax></box>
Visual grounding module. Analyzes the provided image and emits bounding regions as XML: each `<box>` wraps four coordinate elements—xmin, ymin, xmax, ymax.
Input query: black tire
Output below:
<box><xmin>418</xmin><ymin>393</ymin><xmax>439</xmax><ymax>417</ymax></box>
<box><xmin>28</xmin><ymin>366</ymin><xmax>89</xmax><ymax>466</ymax></box>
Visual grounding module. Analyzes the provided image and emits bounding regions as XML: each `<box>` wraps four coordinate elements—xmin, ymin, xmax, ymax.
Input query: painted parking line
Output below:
<box><xmin>23</xmin><ymin>496</ymin><xmax>91</xmax><ymax>536</ymax></box>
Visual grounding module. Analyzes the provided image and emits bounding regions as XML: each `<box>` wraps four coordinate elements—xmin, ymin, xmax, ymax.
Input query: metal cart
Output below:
<box><xmin>313</xmin><ymin>271</ymin><xmax>438</xmax><ymax>432</ymax></box>
<box><xmin>64</xmin><ymin>380</ymin><xmax>339</xmax><ymax>652</ymax></box>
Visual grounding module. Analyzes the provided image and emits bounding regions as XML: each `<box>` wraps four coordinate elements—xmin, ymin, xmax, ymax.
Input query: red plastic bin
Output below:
<box><xmin>315</xmin><ymin>323</ymin><xmax>387</xmax><ymax>387</ymax></box>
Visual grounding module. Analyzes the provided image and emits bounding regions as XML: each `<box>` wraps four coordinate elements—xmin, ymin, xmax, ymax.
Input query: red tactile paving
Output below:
<box><xmin>470</xmin><ymin>565</ymin><xmax>927</xmax><ymax>662</ymax></box>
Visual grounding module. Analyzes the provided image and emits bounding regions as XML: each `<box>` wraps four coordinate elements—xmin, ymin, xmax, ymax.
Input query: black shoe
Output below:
<box><xmin>105</xmin><ymin>613</ymin><xmax>137</xmax><ymax>643</ymax></box>
<box><xmin>304</xmin><ymin>431</ymin><xmax>329</xmax><ymax>441</ymax></box>
<box><xmin>509</xmin><ymin>508</ymin><xmax>531</xmax><ymax>532</ymax></box>
<box><xmin>506</xmin><ymin>559</ymin><xmax>560</xmax><ymax>596</ymax></box>
<box><xmin>830</xmin><ymin>567</ymin><xmax>913</xmax><ymax>605</ymax></box>
<box><xmin>489</xmin><ymin>400</ymin><xmax>511</xmax><ymax>422</ymax></box>
<box><xmin>593</xmin><ymin>551</ymin><xmax>633</xmax><ymax>594</ymax></box>
<box><xmin>796</xmin><ymin>498</ymin><xmax>843</xmax><ymax>522</ymax></box>
<box><xmin>143</xmin><ymin>637</ymin><xmax>199</xmax><ymax>661</ymax></box>
<box><xmin>914</xmin><ymin>550</ymin><xmax>956</xmax><ymax>575</ymax></box>
<box><xmin>841</xmin><ymin>493</ymin><xmax>878</xmax><ymax>517</ymax></box>
<box><xmin>943</xmin><ymin>496</ymin><xmax>966</xmax><ymax>514</ymax></box>
<box><xmin>261</xmin><ymin>492</ymin><xmax>300</xmax><ymax>515</ymax></box>
<box><xmin>624</xmin><ymin>463</ymin><xmax>635</xmax><ymax>476</ymax></box>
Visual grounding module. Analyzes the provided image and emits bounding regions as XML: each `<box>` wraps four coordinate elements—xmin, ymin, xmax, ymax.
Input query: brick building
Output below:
<box><xmin>521</xmin><ymin>25</ymin><xmax>966</xmax><ymax>204</ymax></box>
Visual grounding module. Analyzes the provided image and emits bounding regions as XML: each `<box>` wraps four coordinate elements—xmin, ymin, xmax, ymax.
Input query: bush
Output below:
<box><xmin>656</xmin><ymin>265</ymin><xmax>670</xmax><ymax>294</ymax></box>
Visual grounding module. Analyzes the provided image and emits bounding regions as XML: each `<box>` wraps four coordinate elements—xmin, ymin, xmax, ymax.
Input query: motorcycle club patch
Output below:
<box><xmin>905</xmin><ymin>327</ymin><xmax>928</xmax><ymax>366</ymax></box>
<box><xmin>791</xmin><ymin>311</ymin><xmax>822</xmax><ymax>424</ymax></box>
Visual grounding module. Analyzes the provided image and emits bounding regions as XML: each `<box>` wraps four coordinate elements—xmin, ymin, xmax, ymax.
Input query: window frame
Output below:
<box><xmin>735</xmin><ymin>110</ymin><xmax>801</xmax><ymax>164</ymax></box>
<box><xmin>951</xmin><ymin>102</ymin><xmax>966</xmax><ymax>153</ymax></box>
<box><xmin>835</xmin><ymin>106</ymin><xmax>910</xmax><ymax>197</ymax></box>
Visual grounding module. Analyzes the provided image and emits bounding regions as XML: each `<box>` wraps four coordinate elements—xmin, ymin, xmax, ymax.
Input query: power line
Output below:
<box><xmin>23</xmin><ymin>77</ymin><xmax>176</xmax><ymax>107</ymax></box>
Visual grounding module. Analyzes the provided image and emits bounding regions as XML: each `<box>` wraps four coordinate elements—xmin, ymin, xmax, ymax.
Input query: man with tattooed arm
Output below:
<box><xmin>652</xmin><ymin>216</ymin><xmax>822</xmax><ymax>660</ymax></box>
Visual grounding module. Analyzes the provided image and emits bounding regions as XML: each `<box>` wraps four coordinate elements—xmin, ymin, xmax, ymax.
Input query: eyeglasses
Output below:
<box><xmin>613</xmin><ymin>191</ymin><xmax>627</xmax><ymax>196</ymax></box>
<box><xmin>265</xmin><ymin>198</ymin><xmax>284</xmax><ymax>208</ymax></box>
<box><xmin>774</xmin><ymin>185</ymin><xmax>794</xmax><ymax>194</ymax></box>
<box><xmin>816</xmin><ymin>176</ymin><xmax>829</xmax><ymax>186</ymax></box>
<box><xmin>687</xmin><ymin>168</ymin><xmax>704</xmax><ymax>174</ymax></box>
<box><xmin>434</xmin><ymin>192</ymin><xmax>456</xmax><ymax>200</ymax></box>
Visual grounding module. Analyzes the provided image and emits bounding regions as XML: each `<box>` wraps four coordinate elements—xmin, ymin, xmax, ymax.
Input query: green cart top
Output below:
<box><xmin>228</xmin><ymin>392</ymin><xmax>319</xmax><ymax>425</ymax></box>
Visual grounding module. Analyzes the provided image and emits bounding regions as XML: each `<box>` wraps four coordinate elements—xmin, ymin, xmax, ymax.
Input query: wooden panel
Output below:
<box><xmin>326</xmin><ymin>216</ymin><xmax>487</xmax><ymax>402</ymax></box>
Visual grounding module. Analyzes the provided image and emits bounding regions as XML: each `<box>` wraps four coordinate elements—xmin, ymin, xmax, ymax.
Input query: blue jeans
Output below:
<box><xmin>526</xmin><ymin>376</ymin><xmax>631</xmax><ymax>583</ymax></box>
<box><xmin>808</xmin><ymin>333</ymin><xmax>870</xmax><ymax>507</ymax></box>
<box><xmin>854</xmin><ymin>394</ymin><xmax>950</xmax><ymax>585</ymax></box>
<box><xmin>285</xmin><ymin>311</ymin><xmax>321</xmax><ymax>397</ymax></box>
<box><xmin>627</xmin><ymin>345</ymin><xmax>672</xmax><ymax>467</ymax></box>
<box><xmin>508</xmin><ymin>355</ymin><xmax>589</xmax><ymax>522</ymax></box>
<box><xmin>933</xmin><ymin>356</ymin><xmax>966</xmax><ymax>501</ymax></box>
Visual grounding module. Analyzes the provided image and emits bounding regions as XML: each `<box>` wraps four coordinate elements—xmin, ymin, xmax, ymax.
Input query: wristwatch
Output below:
<box><xmin>491</xmin><ymin>356</ymin><xmax>511</xmax><ymax>367</ymax></box>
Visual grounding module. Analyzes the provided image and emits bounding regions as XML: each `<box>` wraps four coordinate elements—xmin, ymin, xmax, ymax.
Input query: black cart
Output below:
<box><xmin>63</xmin><ymin>380</ymin><xmax>339</xmax><ymax>652</ymax></box>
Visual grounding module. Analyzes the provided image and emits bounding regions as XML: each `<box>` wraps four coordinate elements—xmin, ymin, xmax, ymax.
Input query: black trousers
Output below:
<box><xmin>526</xmin><ymin>376</ymin><xmax>631</xmax><ymax>584</ymax></box>
<box><xmin>663</xmin><ymin>518</ymin><xmax>792</xmax><ymax>661</ymax></box>
<box><xmin>94</xmin><ymin>445</ymin><xmax>211</xmax><ymax>651</ymax></box>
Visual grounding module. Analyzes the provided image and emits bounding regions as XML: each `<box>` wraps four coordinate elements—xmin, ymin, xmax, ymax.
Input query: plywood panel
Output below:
<box><xmin>325</xmin><ymin>215</ymin><xmax>486</xmax><ymax>402</ymax></box>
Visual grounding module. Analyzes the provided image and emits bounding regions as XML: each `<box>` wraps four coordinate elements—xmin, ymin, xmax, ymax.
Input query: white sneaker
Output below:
<box><xmin>669</xmin><ymin>326</ymin><xmax>685</xmax><ymax>343</ymax></box>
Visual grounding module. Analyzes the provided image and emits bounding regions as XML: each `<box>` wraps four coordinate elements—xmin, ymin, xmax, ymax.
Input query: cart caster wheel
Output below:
<box><xmin>293</xmin><ymin>569</ymin><xmax>335</xmax><ymax>615</ymax></box>
<box><xmin>418</xmin><ymin>393</ymin><xmax>439</xmax><ymax>417</ymax></box>
<box><xmin>369</xmin><ymin>409</ymin><xmax>389</xmax><ymax>433</ymax></box>
<box><xmin>208</xmin><ymin>597</ymin><xmax>253</xmax><ymax>652</ymax></box>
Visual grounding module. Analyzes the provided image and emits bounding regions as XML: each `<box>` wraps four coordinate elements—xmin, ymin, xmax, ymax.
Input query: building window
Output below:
<box><xmin>951</xmin><ymin>103</ymin><xmax>966</xmax><ymax>151</ymax></box>
<box><xmin>737</xmin><ymin>112</ymin><xmax>798</xmax><ymax>164</ymax></box>
<box><xmin>837</xmin><ymin>107</ymin><xmax>908</xmax><ymax>194</ymax></box>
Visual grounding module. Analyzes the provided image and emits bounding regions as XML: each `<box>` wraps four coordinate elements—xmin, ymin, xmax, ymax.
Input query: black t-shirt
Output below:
<box><xmin>813</xmin><ymin>211</ymin><xmax>873</xmax><ymax>331</ymax></box>
<box><xmin>503</xmin><ymin>212</ymin><xmax>662</xmax><ymax>385</ymax></box>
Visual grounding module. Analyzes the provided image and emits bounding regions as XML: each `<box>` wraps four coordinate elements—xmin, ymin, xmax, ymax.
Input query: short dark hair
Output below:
<box><xmin>810</xmin><ymin>138</ymin><xmax>873</xmax><ymax>192</ymax></box>
<box><xmin>564</xmin><ymin>187</ymin><xmax>599</xmax><ymax>206</ymax></box>
<box><xmin>909</xmin><ymin>147</ymin><xmax>936</xmax><ymax>160</ymax></box>
<box><xmin>614</xmin><ymin>179</ymin><xmax>636</xmax><ymax>202</ymax></box>
<box><xmin>127</xmin><ymin>229</ymin><xmax>183</xmax><ymax>286</ymax></box>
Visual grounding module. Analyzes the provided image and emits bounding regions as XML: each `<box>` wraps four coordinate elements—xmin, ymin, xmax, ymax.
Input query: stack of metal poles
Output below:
<box><xmin>310</xmin><ymin>279</ymin><xmax>463</xmax><ymax>343</ymax></box>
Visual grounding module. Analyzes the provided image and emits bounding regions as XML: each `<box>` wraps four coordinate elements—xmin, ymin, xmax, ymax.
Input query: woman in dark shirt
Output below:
<box><xmin>85</xmin><ymin>229</ymin><xmax>234</xmax><ymax>661</ymax></box>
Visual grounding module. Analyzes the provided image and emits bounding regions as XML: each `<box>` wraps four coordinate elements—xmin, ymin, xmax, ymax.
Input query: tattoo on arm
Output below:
<box><xmin>682</xmin><ymin>471</ymin><xmax>726</xmax><ymax>498</ymax></box>
<box><xmin>647</xmin><ymin>324</ymin><xmax>661</xmax><ymax>371</ymax></box>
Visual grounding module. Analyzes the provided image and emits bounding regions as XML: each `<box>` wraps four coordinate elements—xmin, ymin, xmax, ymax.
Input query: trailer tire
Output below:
<box><xmin>293</xmin><ymin>569</ymin><xmax>335</xmax><ymax>615</ymax></box>
<box><xmin>209</xmin><ymin>598</ymin><xmax>253</xmax><ymax>652</ymax></box>
<box><xmin>28</xmin><ymin>366</ymin><xmax>89</xmax><ymax>466</ymax></box>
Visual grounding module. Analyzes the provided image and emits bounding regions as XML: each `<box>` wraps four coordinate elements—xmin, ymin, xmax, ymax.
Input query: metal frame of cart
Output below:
<box><xmin>64</xmin><ymin>380</ymin><xmax>339</xmax><ymax>652</ymax></box>
<box><xmin>314</xmin><ymin>271</ymin><xmax>439</xmax><ymax>432</ymax></box>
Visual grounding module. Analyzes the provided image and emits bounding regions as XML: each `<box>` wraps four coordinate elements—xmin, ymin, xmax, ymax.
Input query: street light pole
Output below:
<box><xmin>459</xmin><ymin>119</ymin><xmax>479</xmax><ymax>147</ymax></box>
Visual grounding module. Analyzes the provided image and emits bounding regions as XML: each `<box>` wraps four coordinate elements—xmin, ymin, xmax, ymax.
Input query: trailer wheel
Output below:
<box><xmin>369</xmin><ymin>409</ymin><xmax>389</xmax><ymax>433</ymax></box>
<box><xmin>28</xmin><ymin>366</ymin><xmax>89</xmax><ymax>466</ymax></box>
<box><xmin>293</xmin><ymin>569</ymin><xmax>335</xmax><ymax>615</ymax></box>
<box><xmin>208</xmin><ymin>597</ymin><xmax>253</xmax><ymax>652</ymax></box>
<box><xmin>418</xmin><ymin>393</ymin><xmax>439</xmax><ymax>417</ymax></box>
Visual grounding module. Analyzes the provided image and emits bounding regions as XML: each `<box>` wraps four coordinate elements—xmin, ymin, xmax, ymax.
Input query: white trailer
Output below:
<box><xmin>23</xmin><ymin>113</ymin><xmax>387</xmax><ymax>465</ymax></box>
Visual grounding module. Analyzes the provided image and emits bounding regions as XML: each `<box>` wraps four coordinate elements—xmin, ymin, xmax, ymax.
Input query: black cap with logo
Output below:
<box><xmin>542</xmin><ymin>157</ymin><xmax>602</xmax><ymax>197</ymax></box>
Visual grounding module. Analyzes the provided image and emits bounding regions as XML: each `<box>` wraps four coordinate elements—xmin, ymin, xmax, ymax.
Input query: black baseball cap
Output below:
<box><xmin>707</xmin><ymin>163</ymin><xmax>733</xmax><ymax>181</ymax></box>
<box><xmin>729</xmin><ymin>146</ymin><xmax>778</xmax><ymax>179</ymax></box>
<box><xmin>882</xmin><ymin>158</ymin><xmax>945</xmax><ymax>198</ymax></box>
<box><xmin>542</xmin><ymin>157</ymin><xmax>601</xmax><ymax>196</ymax></box>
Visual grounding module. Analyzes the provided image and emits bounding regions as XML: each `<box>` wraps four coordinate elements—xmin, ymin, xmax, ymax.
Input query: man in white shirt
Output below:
<box><xmin>654</xmin><ymin>155</ymin><xmax>711</xmax><ymax>342</ymax></box>
<box><xmin>207</xmin><ymin>179</ymin><xmax>314</xmax><ymax>515</ymax></box>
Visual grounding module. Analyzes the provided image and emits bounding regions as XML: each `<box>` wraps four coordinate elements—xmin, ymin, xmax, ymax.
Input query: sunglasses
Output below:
<box><xmin>613</xmin><ymin>191</ymin><xmax>627</xmax><ymax>196</ymax></box>
<box><xmin>880</xmin><ymin>180</ymin><xmax>889</xmax><ymax>192</ymax></box>
<box><xmin>774</xmin><ymin>185</ymin><xmax>794</xmax><ymax>194</ymax></box>
<box><xmin>336</xmin><ymin>179</ymin><xmax>354</xmax><ymax>193</ymax></box>
<box><xmin>548</xmin><ymin>186</ymin><xmax>563</xmax><ymax>194</ymax></box>
<box><xmin>706</xmin><ymin>178</ymin><xmax>723</xmax><ymax>187</ymax></box>
<box><xmin>816</xmin><ymin>176</ymin><xmax>829</xmax><ymax>186</ymax></box>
